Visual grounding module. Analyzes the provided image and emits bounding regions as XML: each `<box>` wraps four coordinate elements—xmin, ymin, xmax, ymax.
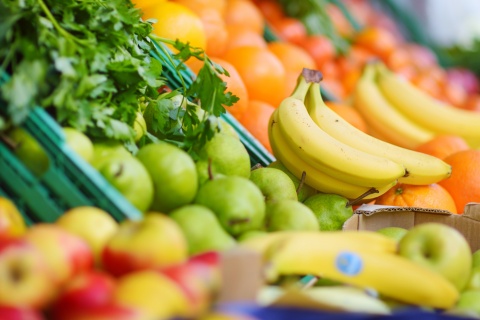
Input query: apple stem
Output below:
<box><xmin>296</xmin><ymin>171</ymin><xmax>307</xmax><ymax>195</ymax></box>
<box><xmin>346</xmin><ymin>187</ymin><xmax>379</xmax><ymax>208</ymax></box>
<box><xmin>228</xmin><ymin>218</ymin><xmax>250</xmax><ymax>225</ymax></box>
<box><xmin>207</xmin><ymin>158</ymin><xmax>214</xmax><ymax>180</ymax></box>
<box><xmin>114</xmin><ymin>163</ymin><xmax>124</xmax><ymax>178</ymax></box>
<box><xmin>0</xmin><ymin>133</ymin><xmax>18</xmax><ymax>150</ymax></box>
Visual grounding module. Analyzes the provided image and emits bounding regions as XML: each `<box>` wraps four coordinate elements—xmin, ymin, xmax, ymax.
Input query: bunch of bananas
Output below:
<box><xmin>268</xmin><ymin>68</ymin><xmax>452</xmax><ymax>201</ymax></box>
<box><xmin>354</xmin><ymin>61</ymin><xmax>480</xmax><ymax>150</ymax></box>
<box><xmin>241</xmin><ymin>230</ymin><xmax>459</xmax><ymax>310</ymax></box>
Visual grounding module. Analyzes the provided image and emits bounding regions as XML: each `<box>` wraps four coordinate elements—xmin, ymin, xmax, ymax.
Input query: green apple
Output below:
<box><xmin>136</xmin><ymin>142</ymin><xmax>198</xmax><ymax>213</ymax></box>
<box><xmin>63</xmin><ymin>127</ymin><xmax>94</xmax><ymax>163</ymax></box>
<box><xmin>133</xmin><ymin>111</ymin><xmax>147</xmax><ymax>142</ymax></box>
<box><xmin>195</xmin><ymin>133</ymin><xmax>251</xmax><ymax>186</ymax></box>
<box><xmin>249</xmin><ymin>167</ymin><xmax>298</xmax><ymax>203</ymax></box>
<box><xmin>265</xmin><ymin>200</ymin><xmax>319</xmax><ymax>232</ymax></box>
<box><xmin>194</xmin><ymin>176</ymin><xmax>265</xmax><ymax>237</ymax></box>
<box><xmin>169</xmin><ymin>204</ymin><xmax>237</xmax><ymax>256</ymax></box>
<box><xmin>376</xmin><ymin>227</ymin><xmax>408</xmax><ymax>243</ymax></box>
<box><xmin>472</xmin><ymin>249</ymin><xmax>480</xmax><ymax>269</ymax></box>
<box><xmin>267</xmin><ymin>160</ymin><xmax>317</xmax><ymax>202</ymax></box>
<box><xmin>303</xmin><ymin>193</ymin><xmax>353</xmax><ymax>231</ymax></box>
<box><xmin>96</xmin><ymin>155</ymin><xmax>154</xmax><ymax>213</ymax></box>
<box><xmin>8</xmin><ymin>127</ymin><xmax>49</xmax><ymax>176</ymax></box>
<box><xmin>454</xmin><ymin>290</ymin><xmax>480</xmax><ymax>315</ymax></box>
<box><xmin>398</xmin><ymin>223</ymin><xmax>472</xmax><ymax>291</ymax></box>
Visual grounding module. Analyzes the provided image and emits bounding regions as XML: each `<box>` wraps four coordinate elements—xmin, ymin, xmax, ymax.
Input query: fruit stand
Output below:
<box><xmin>1</xmin><ymin>0</ymin><xmax>480</xmax><ymax>319</ymax></box>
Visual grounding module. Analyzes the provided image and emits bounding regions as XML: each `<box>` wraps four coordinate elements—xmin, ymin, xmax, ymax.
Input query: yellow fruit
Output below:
<box><xmin>0</xmin><ymin>197</ymin><xmax>27</xmax><ymax>238</ymax></box>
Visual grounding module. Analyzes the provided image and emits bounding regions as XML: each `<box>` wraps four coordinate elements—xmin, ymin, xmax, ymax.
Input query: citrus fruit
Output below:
<box><xmin>270</xmin><ymin>17</ymin><xmax>308</xmax><ymax>45</ymax></box>
<box><xmin>225</xmin><ymin>0</ymin><xmax>265</xmax><ymax>35</ymax></box>
<box><xmin>222</xmin><ymin>46</ymin><xmax>286</xmax><ymax>106</ymax></box>
<box><xmin>414</xmin><ymin>134</ymin><xmax>470</xmax><ymax>160</ymax></box>
<box><xmin>238</xmin><ymin>100</ymin><xmax>275</xmax><ymax>153</ymax></box>
<box><xmin>224</xmin><ymin>25</ymin><xmax>267</xmax><ymax>52</ymax></box>
<box><xmin>132</xmin><ymin>0</ymin><xmax>168</xmax><ymax>11</ymax></box>
<box><xmin>374</xmin><ymin>183</ymin><xmax>458</xmax><ymax>214</ymax></box>
<box><xmin>300</xmin><ymin>35</ymin><xmax>336</xmax><ymax>69</ymax></box>
<box><xmin>439</xmin><ymin>150</ymin><xmax>480</xmax><ymax>214</ymax></box>
<box><xmin>325</xmin><ymin>101</ymin><xmax>368</xmax><ymax>133</ymax></box>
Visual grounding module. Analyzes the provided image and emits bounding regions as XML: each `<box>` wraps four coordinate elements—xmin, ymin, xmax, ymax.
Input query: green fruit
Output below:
<box><xmin>237</xmin><ymin>230</ymin><xmax>268</xmax><ymax>242</ymax></box>
<box><xmin>91</xmin><ymin>140</ymin><xmax>132</xmax><ymax>169</ymax></box>
<box><xmin>218</xmin><ymin>118</ymin><xmax>239</xmax><ymax>139</ymax></box>
<box><xmin>303</xmin><ymin>193</ymin><xmax>353</xmax><ymax>231</ymax></box>
<box><xmin>133</xmin><ymin>112</ymin><xmax>147</xmax><ymax>142</ymax></box>
<box><xmin>169</xmin><ymin>204</ymin><xmax>237</xmax><ymax>255</ymax></box>
<box><xmin>267</xmin><ymin>160</ymin><xmax>317</xmax><ymax>202</ymax></box>
<box><xmin>265</xmin><ymin>200</ymin><xmax>319</xmax><ymax>232</ymax></box>
<box><xmin>63</xmin><ymin>127</ymin><xmax>94</xmax><ymax>163</ymax></box>
<box><xmin>455</xmin><ymin>290</ymin><xmax>480</xmax><ymax>315</ymax></box>
<box><xmin>376</xmin><ymin>227</ymin><xmax>408</xmax><ymax>243</ymax></box>
<box><xmin>8</xmin><ymin>127</ymin><xmax>49</xmax><ymax>176</ymax></box>
<box><xmin>465</xmin><ymin>266</ymin><xmax>480</xmax><ymax>291</ymax></box>
<box><xmin>472</xmin><ymin>249</ymin><xmax>480</xmax><ymax>269</ymax></box>
<box><xmin>97</xmin><ymin>155</ymin><xmax>154</xmax><ymax>213</ymax></box>
<box><xmin>194</xmin><ymin>176</ymin><xmax>265</xmax><ymax>237</ymax></box>
<box><xmin>136</xmin><ymin>142</ymin><xmax>198</xmax><ymax>213</ymax></box>
<box><xmin>249</xmin><ymin>167</ymin><xmax>297</xmax><ymax>203</ymax></box>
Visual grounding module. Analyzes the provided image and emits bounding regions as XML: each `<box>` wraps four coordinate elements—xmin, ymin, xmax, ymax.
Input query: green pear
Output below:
<box><xmin>196</xmin><ymin>133</ymin><xmax>251</xmax><ymax>186</ymax></box>
<box><xmin>97</xmin><ymin>155</ymin><xmax>154</xmax><ymax>213</ymax></box>
<box><xmin>267</xmin><ymin>160</ymin><xmax>317</xmax><ymax>202</ymax></box>
<box><xmin>237</xmin><ymin>230</ymin><xmax>268</xmax><ymax>242</ymax></box>
<box><xmin>169</xmin><ymin>204</ymin><xmax>237</xmax><ymax>255</ymax></box>
<box><xmin>194</xmin><ymin>176</ymin><xmax>265</xmax><ymax>237</ymax></box>
<box><xmin>136</xmin><ymin>142</ymin><xmax>198</xmax><ymax>213</ymax></box>
<box><xmin>91</xmin><ymin>140</ymin><xmax>132</xmax><ymax>169</ymax></box>
<box><xmin>265</xmin><ymin>199</ymin><xmax>319</xmax><ymax>232</ymax></box>
<box><xmin>303</xmin><ymin>193</ymin><xmax>354</xmax><ymax>231</ymax></box>
<box><xmin>376</xmin><ymin>227</ymin><xmax>408</xmax><ymax>243</ymax></box>
<box><xmin>249</xmin><ymin>167</ymin><xmax>298</xmax><ymax>203</ymax></box>
<box><xmin>465</xmin><ymin>266</ymin><xmax>480</xmax><ymax>291</ymax></box>
<box><xmin>454</xmin><ymin>290</ymin><xmax>480</xmax><ymax>315</ymax></box>
<box><xmin>472</xmin><ymin>249</ymin><xmax>480</xmax><ymax>269</ymax></box>
<box><xmin>133</xmin><ymin>111</ymin><xmax>147</xmax><ymax>142</ymax></box>
<box><xmin>63</xmin><ymin>127</ymin><xmax>94</xmax><ymax>163</ymax></box>
<box><xmin>8</xmin><ymin>127</ymin><xmax>49</xmax><ymax>176</ymax></box>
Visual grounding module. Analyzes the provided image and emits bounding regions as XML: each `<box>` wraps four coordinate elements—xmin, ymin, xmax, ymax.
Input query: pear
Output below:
<box><xmin>267</xmin><ymin>160</ymin><xmax>317</xmax><ymax>202</ymax></box>
<box><xmin>136</xmin><ymin>142</ymin><xmax>198</xmax><ymax>213</ymax></box>
<box><xmin>8</xmin><ymin>127</ymin><xmax>49</xmax><ymax>176</ymax></box>
<box><xmin>169</xmin><ymin>204</ymin><xmax>236</xmax><ymax>255</ymax></box>
<box><xmin>97</xmin><ymin>155</ymin><xmax>154</xmax><ymax>213</ymax></box>
<box><xmin>196</xmin><ymin>133</ymin><xmax>251</xmax><ymax>186</ymax></box>
<box><xmin>265</xmin><ymin>199</ymin><xmax>319</xmax><ymax>232</ymax></box>
<box><xmin>194</xmin><ymin>176</ymin><xmax>265</xmax><ymax>237</ymax></box>
<box><xmin>303</xmin><ymin>193</ymin><xmax>353</xmax><ymax>231</ymax></box>
<box><xmin>249</xmin><ymin>167</ymin><xmax>298</xmax><ymax>203</ymax></box>
<box><xmin>237</xmin><ymin>230</ymin><xmax>268</xmax><ymax>242</ymax></box>
<box><xmin>90</xmin><ymin>140</ymin><xmax>132</xmax><ymax>169</ymax></box>
<box><xmin>62</xmin><ymin>127</ymin><xmax>94</xmax><ymax>163</ymax></box>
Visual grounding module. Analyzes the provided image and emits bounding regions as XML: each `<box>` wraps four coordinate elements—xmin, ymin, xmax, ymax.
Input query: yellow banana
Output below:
<box><xmin>267</xmin><ymin>235</ymin><xmax>459</xmax><ymax>309</ymax></box>
<box><xmin>352</xmin><ymin>62</ymin><xmax>435</xmax><ymax>149</ymax></box>
<box><xmin>376</xmin><ymin>63</ymin><xmax>480</xmax><ymax>148</ymax></box>
<box><xmin>276</xmin><ymin>74</ymin><xmax>406</xmax><ymax>188</ymax></box>
<box><xmin>269</xmin><ymin>112</ymin><xmax>397</xmax><ymax>200</ymax></box>
<box><xmin>240</xmin><ymin>230</ymin><xmax>398</xmax><ymax>259</ymax></box>
<box><xmin>307</xmin><ymin>80</ymin><xmax>452</xmax><ymax>185</ymax></box>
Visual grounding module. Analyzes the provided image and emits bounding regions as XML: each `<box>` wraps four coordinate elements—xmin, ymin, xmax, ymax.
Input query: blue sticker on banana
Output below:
<box><xmin>335</xmin><ymin>251</ymin><xmax>363</xmax><ymax>276</ymax></box>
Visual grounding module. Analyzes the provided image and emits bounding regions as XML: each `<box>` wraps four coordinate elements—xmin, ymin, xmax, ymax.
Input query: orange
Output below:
<box><xmin>222</xmin><ymin>46</ymin><xmax>286</xmax><ymax>107</ymax></box>
<box><xmin>321</xmin><ymin>79</ymin><xmax>346</xmax><ymax>102</ymax></box>
<box><xmin>172</xmin><ymin>0</ymin><xmax>227</xmax><ymax>16</ymax></box>
<box><xmin>223</xmin><ymin>25</ymin><xmax>267</xmax><ymax>52</ymax></box>
<box><xmin>326</xmin><ymin>3</ymin><xmax>354</xmax><ymax>38</ymax></box>
<box><xmin>325</xmin><ymin>101</ymin><xmax>368</xmax><ymax>133</ymax></box>
<box><xmin>141</xmin><ymin>2</ymin><xmax>206</xmax><ymax>52</ymax></box>
<box><xmin>210</xmin><ymin>57</ymin><xmax>249</xmax><ymax>121</ymax></box>
<box><xmin>439</xmin><ymin>150</ymin><xmax>480</xmax><ymax>214</ymax></box>
<box><xmin>132</xmin><ymin>0</ymin><xmax>168</xmax><ymax>11</ymax></box>
<box><xmin>253</xmin><ymin>0</ymin><xmax>285</xmax><ymax>23</ymax></box>
<box><xmin>375</xmin><ymin>183</ymin><xmax>458</xmax><ymax>214</ymax></box>
<box><xmin>270</xmin><ymin>17</ymin><xmax>308</xmax><ymax>45</ymax></box>
<box><xmin>225</xmin><ymin>0</ymin><xmax>265</xmax><ymax>35</ymax></box>
<box><xmin>267</xmin><ymin>41</ymin><xmax>316</xmax><ymax>96</ymax></box>
<box><xmin>238</xmin><ymin>100</ymin><xmax>275</xmax><ymax>153</ymax></box>
<box><xmin>198</xmin><ymin>9</ymin><xmax>229</xmax><ymax>57</ymax></box>
<box><xmin>300</xmin><ymin>35</ymin><xmax>336</xmax><ymax>69</ymax></box>
<box><xmin>353</xmin><ymin>27</ymin><xmax>398</xmax><ymax>61</ymax></box>
<box><xmin>463</xmin><ymin>94</ymin><xmax>480</xmax><ymax>112</ymax></box>
<box><xmin>414</xmin><ymin>134</ymin><xmax>470</xmax><ymax>160</ymax></box>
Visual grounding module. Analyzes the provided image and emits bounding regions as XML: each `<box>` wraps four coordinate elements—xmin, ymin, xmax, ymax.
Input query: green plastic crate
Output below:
<box><xmin>0</xmin><ymin>74</ymin><xmax>143</xmax><ymax>223</ymax></box>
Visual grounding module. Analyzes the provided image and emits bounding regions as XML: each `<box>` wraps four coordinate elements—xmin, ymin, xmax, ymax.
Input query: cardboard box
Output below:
<box><xmin>344</xmin><ymin>202</ymin><xmax>480</xmax><ymax>251</ymax></box>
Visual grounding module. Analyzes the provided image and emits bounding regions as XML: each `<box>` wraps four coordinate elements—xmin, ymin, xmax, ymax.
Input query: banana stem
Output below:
<box><xmin>302</xmin><ymin>68</ymin><xmax>323</xmax><ymax>83</ymax></box>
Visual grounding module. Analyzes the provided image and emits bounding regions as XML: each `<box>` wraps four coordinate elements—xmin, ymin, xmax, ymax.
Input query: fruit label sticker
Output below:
<box><xmin>335</xmin><ymin>251</ymin><xmax>363</xmax><ymax>276</ymax></box>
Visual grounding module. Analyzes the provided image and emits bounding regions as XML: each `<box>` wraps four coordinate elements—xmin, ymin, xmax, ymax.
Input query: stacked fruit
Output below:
<box><xmin>0</xmin><ymin>197</ymin><xmax>222</xmax><ymax>319</ymax></box>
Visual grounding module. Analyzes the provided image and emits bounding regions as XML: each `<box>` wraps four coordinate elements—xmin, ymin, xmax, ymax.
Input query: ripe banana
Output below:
<box><xmin>376</xmin><ymin>63</ymin><xmax>480</xmax><ymax>148</ymax></box>
<box><xmin>307</xmin><ymin>80</ymin><xmax>452</xmax><ymax>185</ymax></box>
<box><xmin>275</xmin><ymin>74</ymin><xmax>406</xmax><ymax>188</ymax></box>
<box><xmin>266</xmin><ymin>236</ymin><xmax>459</xmax><ymax>309</ymax></box>
<box><xmin>240</xmin><ymin>230</ymin><xmax>398</xmax><ymax>259</ymax></box>
<box><xmin>269</xmin><ymin>110</ymin><xmax>398</xmax><ymax>200</ymax></box>
<box><xmin>352</xmin><ymin>62</ymin><xmax>435</xmax><ymax>149</ymax></box>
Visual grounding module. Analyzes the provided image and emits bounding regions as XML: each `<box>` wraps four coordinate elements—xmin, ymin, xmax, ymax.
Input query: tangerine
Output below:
<box><xmin>414</xmin><ymin>134</ymin><xmax>470</xmax><ymax>160</ymax></box>
<box><xmin>225</xmin><ymin>0</ymin><xmax>265</xmax><ymax>35</ymax></box>
<box><xmin>253</xmin><ymin>0</ymin><xmax>285</xmax><ymax>23</ymax></box>
<box><xmin>223</xmin><ymin>25</ymin><xmax>267</xmax><ymax>52</ymax></box>
<box><xmin>270</xmin><ymin>17</ymin><xmax>308</xmax><ymax>45</ymax></box>
<box><xmin>353</xmin><ymin>27</ymin><xmax>398</xmax><ymax>61</ymax></box>
<box><xmin>238</xmin><ymin>100</ymin><xmax>275</xmax><ymax>153</ymax></box>
<box><xmin>325</xmin><ymin>101</ymin><xmax>368</xmax><ymax>133</ymax></box>
<box><xmin>300</xmin><ymin>35</ymin><xmax>336</xmax><ymax>69</ymax></box>
<box><xmin>439</xmin><ymin>150</ymin><xmax>480</xmax><ymax>214</ymax></box>
<box><xmin>375</xmin><ymin>183</ymin><xmax>458</xmax><ymax>214</ymax></box>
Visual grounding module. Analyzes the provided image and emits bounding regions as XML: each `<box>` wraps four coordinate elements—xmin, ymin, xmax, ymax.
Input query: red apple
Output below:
<box><xmin>0</xmin><ymin>238</ymin><xmax>55</xmax><ymax>309</ymax></box>
<box><xmin>24</xmin><ymin>224</ymin><xmax>94</xmax><ymax>285</ymax></box>
<box><xmin>101</xmin><ymin>213</ymin><xmax>188</xmax><ymax>277</ymax></box>
<box><xmin>51</xmin><ymin>304</ymin><xmax>145</xmax><ymax>320</ymax></box>
<box><xmin>50</xmin><ymin>271</ymin><xmax>117</xmax><ymax>320</ymax></box>
<box><xmin>0</xmin><ymin>305</ymin><xmax>45</xmax><ymax>320</ymax></box>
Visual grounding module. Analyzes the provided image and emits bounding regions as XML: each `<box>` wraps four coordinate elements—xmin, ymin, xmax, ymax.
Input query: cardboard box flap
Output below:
<box><xmin>463</xmin><ymin>202</ymin><xmax>480</xmax><ymax>221</ymax></box>
<box><xmin>354</xmin><ymin>204</ymin><xmax>452</xmax><ymax>216</ymax></box>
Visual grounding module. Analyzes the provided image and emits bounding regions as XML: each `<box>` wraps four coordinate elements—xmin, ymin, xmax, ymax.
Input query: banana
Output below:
<box><xmin>240</xmin><ymin>230</ymin><xmax>398</xmax><ymax>260</ymax></box>
<box><xmin>307</xmin><ymin>80</ymin><xmax>452</xmax><ymax>185</ymax></box>
<box><xmin>352</xmin><ymin>62</ymin><xmax>435</xmax><ymax>150</ymax></box>
<box><xmin>269</xmin><ymin>111</ymin><xmax>398</xmax><ymax>200</ymax></box>
<box><xmin>266</xmin><ymin>236</ymin><xmax>459</xmax><ymax>309</ymax></box>
<box><xmin>376</xmin><ymin>63</ymin><xmax>480</xmax><ymax>148</ymax></box>
<box><xmin>275</xmin><ymin>73</ymin><xmax>406</xmax><ymax>188</ymax></box>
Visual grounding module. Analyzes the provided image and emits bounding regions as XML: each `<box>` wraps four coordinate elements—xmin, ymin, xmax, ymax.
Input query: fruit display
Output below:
<box><xmin>2</xmin><ymin>0</ymin><xmax>480</xmax><ymax>319</ymax></box>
